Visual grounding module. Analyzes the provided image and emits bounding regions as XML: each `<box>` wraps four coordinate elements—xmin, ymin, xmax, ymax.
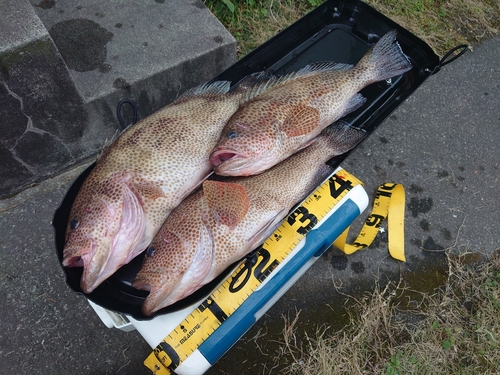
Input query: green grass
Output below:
<box><xmin>276</xmin><ymin>251</ymin><xmax>500</xmax><ymax>374</ymax></box>
<box><xmin>204</xmin><ymin>0</ymin><xmax>500</xmax><ymax>57</ymax></box>
<box><xmin>204</xmin><ymin>0</ymin><xmax>319</xmax><ymax>57</ymax></box>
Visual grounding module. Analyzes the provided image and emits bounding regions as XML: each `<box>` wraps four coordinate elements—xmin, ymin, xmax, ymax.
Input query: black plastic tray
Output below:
<box><xmin>53</xmin><ymin>0</ymin><xmax>439</xmax><ymax>320</ymax></box>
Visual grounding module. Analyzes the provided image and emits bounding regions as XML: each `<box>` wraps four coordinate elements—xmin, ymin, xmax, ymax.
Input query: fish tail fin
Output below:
<box><xmin>321</xmin><ymin>120</ymin><xmax>367</xmax><ymax>155</ymax></box>
<box><xmin>355</xmin><ymin>30</ymin><xmax>413</xmax><ymax>82</ymax></box>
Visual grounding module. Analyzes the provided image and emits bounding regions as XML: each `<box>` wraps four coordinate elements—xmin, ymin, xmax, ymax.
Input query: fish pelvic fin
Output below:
<box><xmin>355</xmin><ymin>30</ymin><xmax>413</xmax><ymax>82</ymax></box>
<box><xmin>203</xmin><ymin>180</ymin><xmax>250</xmax><ymax>228</ymax></box>
<box><xmin>321</xmin><ymin>120</ymin><xmax>367</xmax><ymax>155</ymax></box>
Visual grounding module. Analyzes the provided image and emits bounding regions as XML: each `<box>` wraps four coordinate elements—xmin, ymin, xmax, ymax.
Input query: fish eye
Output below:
<box><xmin>146</xmin><ymin>246</ymin><xmax>155</xmax><ymax>257</ymax></box>
<box><xmin>228</xmin><ymin>131</ymin><xmax>237</xmax><ymax>139</ymax></box>
<box><xmin>70</xmin><ymin>218</ymin><xmax>79</xmax><ymax>230</ymax></box>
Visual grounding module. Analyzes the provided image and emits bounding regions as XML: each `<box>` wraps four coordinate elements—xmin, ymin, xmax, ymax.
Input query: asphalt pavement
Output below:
<box><xmin>0</xmin><ymin>34</ymin><xmax>498</xmax><ymax>375</ymax></box>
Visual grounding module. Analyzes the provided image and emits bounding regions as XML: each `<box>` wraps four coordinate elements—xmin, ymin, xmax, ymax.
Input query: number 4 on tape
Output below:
<box><xmin>334</xmin><ymin>182</ymin><xmax>406</xmax><ymax>262</ymax></box>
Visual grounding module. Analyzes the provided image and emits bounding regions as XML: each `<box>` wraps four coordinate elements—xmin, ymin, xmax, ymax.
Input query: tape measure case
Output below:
<box><xmin>53</xmin><ymin>0</ymin><xmax>439</xmax><ymax>372</ymax></box>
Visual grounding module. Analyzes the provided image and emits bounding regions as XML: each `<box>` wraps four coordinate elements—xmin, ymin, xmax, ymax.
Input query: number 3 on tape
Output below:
<box><xmin>333</xmin><ymin>182</ymin><xmax>406</xmax><ymax>262</ymax></box>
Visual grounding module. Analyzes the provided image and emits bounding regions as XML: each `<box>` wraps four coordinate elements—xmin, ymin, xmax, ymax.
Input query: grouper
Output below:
<box><xmin>132</xmin><ymin>121</ymin><xmax>366</xmax><ymax>316</ymax></box>
<box><xmin>62</xmin><ymin>79</ymin><xmax>265</xmax><ymax>293</ymax></box>
<box><xmin>210</xmin><ymin>30</ymin><xmax>412</xmax><ymax>176</ymax></box>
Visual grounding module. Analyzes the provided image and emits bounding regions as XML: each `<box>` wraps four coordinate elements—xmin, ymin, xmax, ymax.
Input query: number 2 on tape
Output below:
<box><xmin>144</xmin><ymin>169</ymin><xmax>363</xmax><ymax>374</ymax></box>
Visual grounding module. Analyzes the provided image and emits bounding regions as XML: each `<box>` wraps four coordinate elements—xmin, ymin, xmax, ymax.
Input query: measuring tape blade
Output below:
<box><xmin>333</xmin><ymin>182</ymin><xmax>406</xmax><ymax>261</ymax></box>
<box><xmin>144</xmin><ymin>168</ymin><xmax>363</xmax><ymax>374</ymax></box>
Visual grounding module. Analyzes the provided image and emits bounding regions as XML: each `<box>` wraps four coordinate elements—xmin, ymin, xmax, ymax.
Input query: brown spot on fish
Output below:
<box><xmin>211</xmin><ymin>31</ymin><xmax>412</xmax><ymax>176</ymax></box>
<box><xmin>134</xmin><ymin>124</ymin><xmax>367</xmax><ymax>315</ymax></box>
<box><xmin>63</xmin><ymin>79</ymin><xmax>262</xmax><ymax>293</ymax></box>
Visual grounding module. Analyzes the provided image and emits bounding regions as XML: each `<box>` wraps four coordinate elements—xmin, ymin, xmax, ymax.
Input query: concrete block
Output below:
<box><xmin>1</xmin><ymin>0</ymin><xmax>88</xmax><ymax>195</ymax></box>
<box><xmin>32</xmin><ymin>0</ymin><xmax>237</xmax><ymax>111</ymax></box>
<box><xmin>0</xmin><ymin>0</ymin><xmax>236</xmax><ymax>198</ymax></box>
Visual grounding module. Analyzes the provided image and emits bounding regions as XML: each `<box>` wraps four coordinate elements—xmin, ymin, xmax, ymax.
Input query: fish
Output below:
<box><xmin>209</xmin><ymin>30</ymin><xmax>412</xmax><ymax>176</ymax></box>
<box><xmin>62</xmin><ymin>78</ymin><xmax>266</xmax><ymax>294</ymax></box>
<box><xmin>132</xmin><ymin>121</ymin><xmax>366</xmax><ymax>316</ymax></box>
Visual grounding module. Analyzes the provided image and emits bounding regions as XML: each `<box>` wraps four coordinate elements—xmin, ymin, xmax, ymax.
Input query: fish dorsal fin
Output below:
<box><xmin>238</xmin><ymin>62</ymin><xmax>354</xmax><ymax>103</ymax></box>
<box><xmin>238</xmin><ymin>71</ymin><xmax>295</xmax><ymax>102</ymax></box>
<box><xmin>281</xmin><ymin>104</ymin><xmax>320</xmax><ymax>137</ymax></box>
<box><xmin>178</xmin><ymin>80</ymin><xmax>232</xmax><ymax>99</ymax></box>
<box><xmin>97</xmin><ymin>129</ymin><xmax>120</xmax><ymax>161</ymax></box>
<box><xmin>203</xmin><ymin>180</ymin><xmax>250</xmax><ymax>228</ymax></box>
<box><xmin>296</xmin><ymin>61</ymin><xmax>353</xmax><ymax>76</ymax></box>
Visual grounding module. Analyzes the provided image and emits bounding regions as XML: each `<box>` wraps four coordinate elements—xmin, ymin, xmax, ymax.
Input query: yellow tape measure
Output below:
<box><xmin>334</xmin><ymin>182</ymin><xmax>406</xmax><ymax>261</ymax></box>
<box><xmin>145</xmin><ymin>169</ymin><xmax>364</xmax><ymax>373</ymax></box>
<box><xmin>144</xmin><ymin>172</ymin><xmax>406</xmax><ymax>374</ymax></box>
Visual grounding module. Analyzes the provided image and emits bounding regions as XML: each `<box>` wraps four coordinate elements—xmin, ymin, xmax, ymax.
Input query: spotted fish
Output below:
<box><xmin>132</xmin><ymin>121</ymin><xmax>366</xmax><ymax>316</ymax></box>
<box><xmin>210</xmin><ymin>30</ymin><xmax>412</xmax><ymax>176</ymax></box>
<box><xmin>62</xmin><ymin>79</ymin><xmax>263</xmax><ymax>293</ymax></box>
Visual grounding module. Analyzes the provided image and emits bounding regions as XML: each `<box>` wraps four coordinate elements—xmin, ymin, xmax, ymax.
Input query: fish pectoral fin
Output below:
<box><xmin>203</xmin><ymin>180</ymin><xmax>250</xmax><ymax>228</ymax></box>
<box><xmin>247</xmin><ymin>209</ymin><xmax>288</xmax><ymax>249</ymax></box>
<box><xmin>282</xmin><ymin>105</ymin><xmax>320</xmax><ymax>137</ymax></box>
<box><xmin>128</xmin><ymin>179</ymin><xmax>165</xmax><ymax>200</ymax></box>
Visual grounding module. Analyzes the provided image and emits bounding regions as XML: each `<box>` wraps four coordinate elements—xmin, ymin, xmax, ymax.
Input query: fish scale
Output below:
<box><xmin>210</xmin><ymin>30</ymin><xmax>413</xmax><ymax>177</ymax></box>
<box><xmin>133</xmin><ymin>121</ymin><xmax>367</xmax><ymax>316</ymax></box>
<box><xmin>62</xmin><ymin>80</ymin><xmax>259</xmax><ymax>294</ymax></box>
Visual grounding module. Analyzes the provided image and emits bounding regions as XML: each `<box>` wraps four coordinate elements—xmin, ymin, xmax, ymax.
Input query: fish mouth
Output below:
<box><xmin>210</xmin><ymin>149</ymin><xmax>254</xmax><ymax>176</ymax></box>
<box><xmin>131</xmin><ymin>276</ymin><xmax>152</xmax><ymax>292</ymax></box>
<box><xmin>209</xmin><ymin>149</ymin><xmax>240</xmax><ymax>167</ymax></box>
<box><xmin>62</xmin><ymin>254</ymin><xmax>84</xmax><ymax>268</ymax></box>
<box><xmin>62</xmin><ymin>237</ymin><xmax>95</xmax><ymax>269</ymax></box>
<box><xmin>62</xmin><ymin>239</ymin><xmax>104</xmax><ymax>293</ymax></box>
<box><xmin>211</xmin><ymin>149</ymin><xmax>276</xmax><ymax>176</ymax></box>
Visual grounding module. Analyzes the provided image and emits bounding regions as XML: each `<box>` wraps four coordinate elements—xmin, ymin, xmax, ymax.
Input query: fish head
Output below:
<box><xmin>63</xmin><ymin>173</ymin><xmax>145</xmax><ymax>293</ymax></box>
<box><xmin>133</xmin><ymin>218</ymin><xmax>215</xmax><ymax>316</ymax></box>
<box><xmin>210</xmin><ymin>118</ymin><xmax>279</xmax><ymax>176</ymax></box>
<box><xmin>132</xmin><ymin>230</ymin><xmax>187</xmax><ymax>314</ymax></box>
<box><xmin>132</xmin><ymin>181</ymin><xmax>249</xmax><ymax>316</ymax></box>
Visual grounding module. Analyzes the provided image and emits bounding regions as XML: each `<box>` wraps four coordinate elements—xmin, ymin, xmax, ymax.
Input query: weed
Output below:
<box><xmin>275</xmin><ymin>251</ymin><xmax>500</xmax><ymax>374</ymax></box>
<box><xmin>205</xmin><ymin>0</ymin><xmax>500</xmax><ymax>57</ymax></box>
<box><xmin>204</xmin><ymin>0</ymin><xmax>318</xmax><ymax>57</ymax></box>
